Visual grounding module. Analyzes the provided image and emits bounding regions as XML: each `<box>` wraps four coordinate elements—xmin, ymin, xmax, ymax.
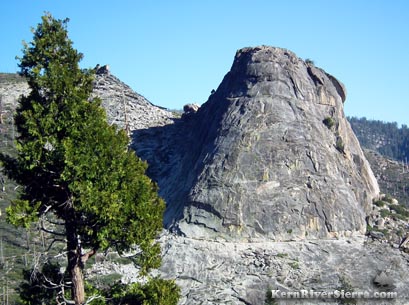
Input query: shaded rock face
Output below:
<box><xmin>133</xmin><ymin>46</ymin><xmax>379</xmax><ymax>240</ymax></box>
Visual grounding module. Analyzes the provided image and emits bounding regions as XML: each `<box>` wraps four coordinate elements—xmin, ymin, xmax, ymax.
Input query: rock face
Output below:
<box><xmin>4</xmin><ymin>48</ymin><xmax>409</xmax><ymax>305</ymax></box>
<box><xmin>158</xmin><ymin>234</ymin><xmax>409</xmax><ymax>305</ymax></box>
<box><xmin>92</xmin><ymin>66</ymin><xmax>175</xmax><ymax>131</ymax></box>
<box><xmin>0</xmin><ymin>70</ymin><xmax>175</xmax><ymax>132</ymax></box>
<box><xmin>133</xmin><ymin>46</ymin><xmax>379</xmax><ymax>241</ymax></box>
<box><xmin>0</xmin><ymin>75</ymin><xmax>29</xmax><ymax>109</ymax></box>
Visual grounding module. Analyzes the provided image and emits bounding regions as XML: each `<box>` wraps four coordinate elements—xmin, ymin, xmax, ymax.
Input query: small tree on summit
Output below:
<box><xmin>0</xmin><ymin>13</ymin><xmax>166</xmax><ymax>305</ymax></box>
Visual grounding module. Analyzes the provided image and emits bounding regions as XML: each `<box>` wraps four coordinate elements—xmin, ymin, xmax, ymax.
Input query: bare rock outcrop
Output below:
<box><xmin>4</xmin><ymin>48</ymin><xmax>409</xmax><ymax>305</ymax></box>
<box><xmin>92</xmin><ymin>66</ymin><xmax>176</xmax><ymax>131</ymax></box>
<box><xmin>0</xmin><ymin>70</ymin><xmax>176</xmax><ymax>132</ymax></box>
<box><xmin>0</xmin><ymin>75</ymin><xmax>29</xmax><ymax>109</ymax></box>
<box><xmin>133</xmin><ymin>46</ymin><xmax>380</xmax><ymax>241</ymax></box>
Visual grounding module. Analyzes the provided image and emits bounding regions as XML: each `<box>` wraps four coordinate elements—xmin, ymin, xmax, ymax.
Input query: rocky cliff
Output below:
<box><xmin>2</xmin><ymin>48</ymin><xmax>409</xmax><ymax>305</ymax></box>
<box><xmin>133</xmin><ymin>46</ymin><xmax>379</xmax><ymax>241</ymax></box>
<box><xmin>93</xmin><ymin>65</ymin><xmax>175</xmax><ymax>131</ymax></box>
<box><xmin>0</xmin><ymin>68</ymin><xmax>175</xmax><ymax>132</ymax></box>
<box><xmin>129</xmin><ymin>47</ymin><xmax>409</xmax><ymax>305</ymax></box>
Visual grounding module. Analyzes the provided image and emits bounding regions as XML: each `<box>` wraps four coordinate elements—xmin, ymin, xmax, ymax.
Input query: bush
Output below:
<box><xmin>373</xmin><ymin>200</ymin><xmax>387</xmax><ymax>207</ymax></box>
<box><xmin>18</xmin><ymin>262</ymin><xmax>64</xmax><ymax>305</ymax></box>
<box><xmin>323</xmin><ymin>117</ymin><xmax>335</xmax><ymax>129</ymax></box>
<box><xmin>265</xmin><ymin>288</ymin><xmax>278</xmax><ymax>305</ymax></box>
<box><xmin>383</xmin><ymin>194</ymin><xmax>394</xmax><ymax>204</ymax></box>
<box><xmin>389</xmin><ymin>204</ymin><xmax>409</xmax><ymax>219</ymax></box>
<box><xmin>305</xmin><ymin>58</ymin><xmax>315</xmax><ymax>65</ymax></box>
<box><xmin>109</xmin><ymin>277</ymin><xmax>180</xmax><ymax>305</ymax></box>
<box><xmin>336</xmin><ymin>136</ymin><xmax>345</xmax><ymax>153</ymax></box>
<box><xmin>338</xmin><ymin>277</ymin><xmax>357</xmax><ymax>304</ymax></box>
<box><xmin>380</xmin><ymin>209</ymin><xmax>391</xmax><ymax>218</ymax></box>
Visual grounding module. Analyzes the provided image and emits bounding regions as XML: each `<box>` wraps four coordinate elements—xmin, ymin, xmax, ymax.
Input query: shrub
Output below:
<box><xmin>383</xmin><ymin>194</ymin><xmax>394</xmax><ymax>204</ymax></box>
<box><xmin>265</xmin><ymin>288</ymin><xmax>278</xmax><ymax>305</ymax></box>
<box><xmin>380</xmin><ymin>209</ymin><xmax>391</xmax><ymax>218</ymax></box>
<box><xmin>323</xmin><ymin>117</ymin><xmax>335</xmax><ymax>129</ymax></box>
<box><xmin>389</xmin><ymin>204</ymin><xmax>409</xmax><ymax>219</ymax></box>
<box><xmin>109</xmin><ymin>277</ymin><xmax>180</xmax><ymax>305</ymax></box>
<box><xmin>289</xmin><ymin>261</ymin><xmax>299</xmax><ymax>269</ymax></box>
<box><xmin>338</xmin><ymin>277</ymin><xmax>357</xmax><ymax>305</ymax></box>
<box><xmin>373</xmin><ymin>200</ymin><xmax>387</xmax><ymax>207</ymax></box>
<box><xmin>336</xmin><ymin>136</ymin><xmax>345</xmax><ymax>153</ymax></box>
<box><xmin>305</xmin><ymin>58</ymin><xmax>315</xmax><ymax>65</ymax></box>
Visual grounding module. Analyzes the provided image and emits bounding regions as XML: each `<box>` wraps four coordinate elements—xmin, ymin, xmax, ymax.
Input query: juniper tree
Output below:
<box><xmin>0</xmin><ymin>13</ymin><xmax>165</xmax><ymax>305</ymax></box>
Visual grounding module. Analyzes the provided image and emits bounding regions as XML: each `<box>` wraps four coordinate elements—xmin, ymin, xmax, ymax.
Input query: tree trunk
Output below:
<box><xmin>70</xmin><ymin>261</ymin><xmax>85</xmax><ymax>305</ymax></box>
<box><xmin>66</xmin><ymin>222</ymin><xmax>85</xmax><ymax>305</ymax></box>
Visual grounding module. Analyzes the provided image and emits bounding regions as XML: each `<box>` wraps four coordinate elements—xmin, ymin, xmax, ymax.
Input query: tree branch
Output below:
<box><xmin>40</xmin><ymin>218</ymin><xmax>66</xmax><ymax>236</ymax></box>
<box><xmin>59</xmin><ymin>285</ymin><xmax>76</xmax><ymax>305</ymax></box>
<box><xmin>46</xmin><ymin>238</ymin><xmax>66</xmax><ymax>252</ymax></box>
<box><xmin>81</xmin><ymin>249</ymin><xmax>96</xmax><ymax>264</ymax></box>
<box><xmin>84</xmin><ymin>294</ymin><xmax>104</xmax><ymax>305</ymax></box>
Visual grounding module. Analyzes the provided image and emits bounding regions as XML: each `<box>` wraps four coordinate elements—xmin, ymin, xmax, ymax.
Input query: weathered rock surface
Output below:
<box><xmin>0</xmin><ymin>75</ymin><xmax>29</xmax><ymax>109</ymax></box>
<box><xmin>126</xmin><ymin>46</ymin><xmax>409</xmax><ymax>304</ymax></box>
<box><xmin>2</xmin><ymin>48</ymin><xmax>409</xmax><ymax>305</ymax></box>
<box><xmin>363</xmin><ymin>149</ymin><xmax>409</xmax><ymax>207</ymax></box>
<box><xmin>92</xmin><ymin>66</ymin><xmax>176</xmax><ymax>131</ymax></box>
<box><xmin>158</xmin><ymin>234</ymin><xmax>409</xmax><ymax>305</ymax></box>
<box><xmin>88</xmin><ymin>232</ymin><xmax>409</xmax><ymax>304</ymax></box>
<box><xmin>133</xmin><ymin>46</ymin><xmax>380</xmax><ymax>241</ymax></box>
<box><xmin>0</xmin><ymin>69</ymin><xmax>176</xmax><ymax>132</ymax></box>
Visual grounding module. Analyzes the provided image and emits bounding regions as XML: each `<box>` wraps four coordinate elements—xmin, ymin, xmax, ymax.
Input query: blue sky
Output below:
<box><xmin>1</xmin><ymin>1</ymin><xmax>408</xmax><ymax>125</ymax></box>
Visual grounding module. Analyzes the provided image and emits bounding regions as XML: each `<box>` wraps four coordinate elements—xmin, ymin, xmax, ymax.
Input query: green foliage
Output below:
<box><xmin>6</xmin><ymin>199</ymin><xmax>40</xmax><ymax>228</ymax></box>
<box><xmin>336</xmin><ymin>136</ymin><xmax>345</xmax><ymax>153</ymax></box>
<box><xmin>379</xmin><ymin>204</ymin><xmax>409</xmax><ymax>220</ymax></box>
<box><xmin>373</xmin><ymin>200</ymin><xmax>387</xmax><ymax>207</ymax></box>
<box><xmin>289</xmin><ymin>261</ymin><xmax>299</xmax><ymax>269</ymax></box>
<box><xmin>364</xmin><ymin>150</ymin><xmax>409</xmax><ymax>208</ymax></box>
<box><xmin>366</xmin><ymin>223</ymin><xmax>373</xmax><ymax>232</ymax></box>
<box><xmin>349</xmin><ymin>116</ymin><xmax>409</xmax><ymax>162</ymax></box>
<box><xmin>18</xmin><ymin>263</ymin><xmax>107</xmax><ymax>305</ymax></box>
<box><xmin>389</xmin><ymin>204</ymin><xmax>409</xmax><ymax>219</ymax></box>
<box><xmin>338</xmin><ymin>277</ymin><xmax>357</xmax><ymax>305</ymax></box>
<box><xmin>380</xmin><ymin>209</ymin><xmax>391</xmax><ymax>218</ymax></box>
<box><xmin>372</xmin><ymin>195</ymin><xmax>408</xmax><ymax>220</ymax></box>
<box><xmin>5</xmin><ymin>12</ymin><xmax>164</xmax><ymax>263</ymax></box>
<box><xmin>109</xmin><ymin>277</ymin><xmax>181</xmax><ymax>305</ymax></box>
<box><xmin>305</xmin><ymin>58</ymin><xmax>315</xmax><ymax>65</ymax></box>
<box><xmin>264</xmin><ymin>288</ymin><xmax>278</xmax><ymax>305</ymax></box>
<box><xmin>0</xmin><ymin>13</ymin><xmax>170</xmax><ymax>304</ymax></box>
<box><xmin>383</xmin><ymin>194</ymin><xmax>394</xmax><ymax>204</ymax></box>
<box><xmin>18</xmin><ymin>262</ymin><xmax>64</xmax><ymax>305</ymax></box>
<box><xmin>323</xmin><ymin>117</ymin><xmax>335</xmax><ymax>129</ymax></box>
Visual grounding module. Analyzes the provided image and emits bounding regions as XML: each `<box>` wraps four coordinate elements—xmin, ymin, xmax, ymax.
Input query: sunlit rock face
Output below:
<box><xmin>132</xmin><ymin>46</ymin><xmax>379</xmax><ymax>241</ymax></box>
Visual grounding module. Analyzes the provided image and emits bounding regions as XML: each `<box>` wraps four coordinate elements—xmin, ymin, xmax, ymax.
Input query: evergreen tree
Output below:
<box><xmin>0</xmin><ymin>13</ymin><xmax>165</xmax><ymax>305</ymax></box>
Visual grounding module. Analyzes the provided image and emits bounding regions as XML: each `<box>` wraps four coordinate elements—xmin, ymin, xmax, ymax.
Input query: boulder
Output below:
<box><xmin>183</xmin><ymin>103</ymin><xmax>200</xmax><ymax>114</ymax></box>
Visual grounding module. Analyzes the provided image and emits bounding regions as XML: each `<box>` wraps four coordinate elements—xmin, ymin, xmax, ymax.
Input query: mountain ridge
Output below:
<box><xmin>1</xmin><ymin>47</ymin><xmax>409</xmax><ymax>304</ymax></box>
